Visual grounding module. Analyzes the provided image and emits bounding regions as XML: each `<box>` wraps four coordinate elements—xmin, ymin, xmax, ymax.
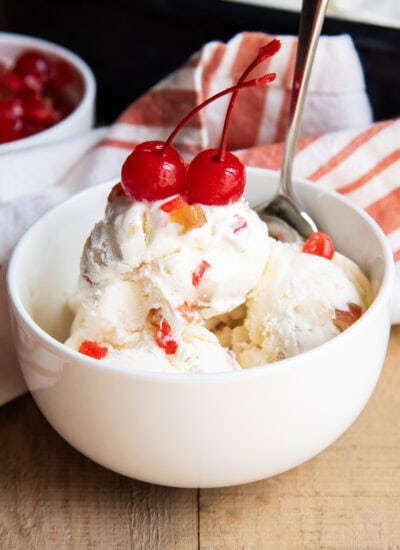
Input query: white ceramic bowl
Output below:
<box><xmin>7</xmin><ymin>167</ymin><xmax>394</xmax><ymax>488</ymax></box>
<box><xmin>0</xmin><ymin>32</ymin><xmax>96</xmax><ymax>153</ymax></box>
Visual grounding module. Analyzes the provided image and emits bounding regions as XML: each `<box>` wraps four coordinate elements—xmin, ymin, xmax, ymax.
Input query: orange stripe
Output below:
<box><xmin>366</xmin><ymin>186</ymin><xmax>400</xmax><ymax>235</ymax></box>
<box><xmin>116</xmin><ymin>89</ymin><xmax>201</xmax><ymax>129</ymax></box>
<box><xmin>337</xmin><ymin>148</ymin><xmax>400</xmax><ymax>195</ymax></box>
<box><xmin>97</xmin><ymin>138</ymin><xmax>201</xmax><ymax>157</ymax></box>
<box><xmin>308</xmin><ymin>119</ymin><xmax>395</xmax><ymax>181</ymax></box>
<box><xmin>273</xmin><ymin>38</ymin><xmax>298</xmax><ymax>143</ymax></box>
<box><xmin>97</xmin><ymin>138</ymin><xmax>139</xmax><ymax>150</ymax></box>
<box><xmin>393</xmin><ymin>249</ymin><xmax>400</xmax><ymax>262</ymax></box>
<box><xmin>227</xmin><ymin>33</ymin><xmax>276</xmax><ymax>151</ymax></box>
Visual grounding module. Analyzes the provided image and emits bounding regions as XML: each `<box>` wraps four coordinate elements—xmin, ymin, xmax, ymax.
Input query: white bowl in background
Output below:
<box><xmin>7</xmin><ymin>167</ymin><xmax>394</xmax><ymax>488</ymax></box>
<box><xmin>0</xmin><ymin>32</ymin><xmax>96</xmax><ymax>153</ymax></box>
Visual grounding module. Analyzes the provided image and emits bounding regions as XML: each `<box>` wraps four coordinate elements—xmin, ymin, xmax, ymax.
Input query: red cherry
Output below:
<box><xmin>14</xmin><ymin>49</ymin><xmax>52</xmax><ymax>89</ymax></box>
<box><xmin>303</xmin><ymin>231</ymin><xmax>335</xmax><ymax>260</ymax></box>
<box><xmin>0</xmin><ymin>49</ymin><xmax>75</xmax><ymax>145</ymax></box>
<box><xmin>186</xmin><ymin>149</ymin><xmax>245</xmax><ymax>205</ymax></box>
<box><xmin>185</xmin><ymin>40</ymin><xmax>280</xmax><ymax>205</ymax></box>
<box><xmin>21</xmin><ymin>89</ymin><xmax>59</xmax><ymax>125</ymax></box>
<box><xmin>121</xmin><ymin>140</ymin><xmax>186</xmax><ymax>201</ymax></box>
<box><xmin>0</xmin><ymin>96</ymin><xmax>24</xmax><ymax>120</ymax></box>
<box><xmin>0</xmin><ymin>118</ymin><xmax>23</xmax><ymax>143</ymax></box>
<box><xmin>49</xmin><ymin>59</ymin><xmax>74</xmax><ymax>90</ymax></box>
<box><xmin>0</xmin><ymin>70</ymin><xmax>24</xmax><ymax>94</ymax></box>
<box><xmin>119</xmin><ymin>70</ymin><xmax>278</xmax><ymax>203</ymax></box>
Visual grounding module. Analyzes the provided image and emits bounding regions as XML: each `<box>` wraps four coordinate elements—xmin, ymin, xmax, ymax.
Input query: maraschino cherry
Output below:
<box><xmin>14</xmin><ymin>50</ymin><xmax>52</xmax><ymax>91</ymax></box>
<box><xmin>186</xmin><ymin>39</ymin><xmax>281</xmax><ymax>205</ymax></box>
<box><xmin>0</xmin><ymin>48</ymin><xmax>75</xmax><ymax>144</ymax></box>
<box><xmin>120</xmin><ymin>39</ymin><xmax>281</xmax><ymax>203</ymax></box>
<box><xmin>121</xmin><ymin>140</ymin><xmax>186</xmax><ymax>201</ymax></box>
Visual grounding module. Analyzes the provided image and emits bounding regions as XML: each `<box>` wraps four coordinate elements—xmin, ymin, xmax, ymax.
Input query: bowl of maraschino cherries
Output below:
<box><xmin>0</xmin><ymin>32</ymin><xmax>96</xmax><ymax>153</ymax></box>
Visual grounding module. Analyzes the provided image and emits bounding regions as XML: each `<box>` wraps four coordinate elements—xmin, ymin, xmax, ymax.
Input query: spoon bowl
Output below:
<box><xmin>257</xmin><ymin>193</ymin><xmax>317</xmax><ymax>242</ymax></box>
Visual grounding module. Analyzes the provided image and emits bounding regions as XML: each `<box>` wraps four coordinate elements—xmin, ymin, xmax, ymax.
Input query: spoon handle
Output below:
<box><xmin>280</xmin><ymin>0</ymin><xmax>329</xmax><ymax>197</ymax></box>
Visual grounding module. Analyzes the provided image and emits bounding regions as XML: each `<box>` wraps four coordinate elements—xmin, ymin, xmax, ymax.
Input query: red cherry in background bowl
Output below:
<box><xmin>0</xmin><ymin>32</ymin><xmax>96</xmax><ymax>153</ymax></box>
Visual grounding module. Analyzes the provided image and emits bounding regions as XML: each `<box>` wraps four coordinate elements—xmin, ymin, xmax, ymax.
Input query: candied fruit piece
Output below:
<box><xmin>160</xmin><ymin>194</ymin><xmax>187</xmax><ymax>212</ymax></box>
<box><xmin>177</xmin><ymin>301</ymin><xmax>196</xmax><ymax>323</ymax></box>
<box><xmin>333</xmin><ymin>302</ymin><xmax>362</xmax><ymax>332</ymax></box>
<box><xmin>169</xmin><ymin>203</ymin><xmax>207</xmax><ymax>234</ymax></box>
<box><xmin>303</xmin><ymin>231</ymin><xmax>335</xmax><ymax>260</ymax></box>
<box><xmin>155</xmin><ymin>319</ymin><xmax>178</xmax><ymax>355</ymax></box>
<box><xmin>107</xmin><ymin>182</ymin><xmax>125</xmax><ymax>203</ymax></box>
<box><xmin>232</xmin><ymin>214</ymin><xmax>248</xmax><ymax>233</ymax></box>
<box><xmin>192</xmin><ymin>260</ymin><xmax>211</xmax><ymax>287</ymax></box>
<box><xmin>78</xmin><ymin>340</ymin><xmax>108</xmax><ymax>359</ymax></box>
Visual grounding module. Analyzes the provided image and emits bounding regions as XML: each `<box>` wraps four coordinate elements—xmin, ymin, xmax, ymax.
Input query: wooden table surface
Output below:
<box><xmin>1</xmin><ymin>327</ymin><xmax>400</xmax><ymax>549</ymax></box>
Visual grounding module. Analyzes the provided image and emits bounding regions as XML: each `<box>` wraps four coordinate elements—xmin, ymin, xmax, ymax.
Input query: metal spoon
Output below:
<box><xmin>256</xmin><ymin>0</ymin><xmax>329</xmax><ymax>242</ymax></box>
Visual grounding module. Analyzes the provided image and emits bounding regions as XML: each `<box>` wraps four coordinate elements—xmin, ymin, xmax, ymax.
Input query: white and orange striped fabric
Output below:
<box><xmin>1</xmin><ymin>31</ymin><xmax>399</xmax><ymax>404</ymax></box>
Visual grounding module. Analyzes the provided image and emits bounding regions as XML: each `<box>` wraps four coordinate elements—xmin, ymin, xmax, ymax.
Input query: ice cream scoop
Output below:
<box><xmin>65</xmin><ymin>189</ymin><xmax>270</xmax><ymax>373</ymax></box>
<box><xmin>209</xmin><ymin>240</ymin><xmax>372</xmax><ymax>367</ymax></box>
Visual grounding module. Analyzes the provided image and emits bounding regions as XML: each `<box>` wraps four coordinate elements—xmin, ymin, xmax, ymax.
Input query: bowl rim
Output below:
<box><xmin>7</xmin><ymin>167</ymin><xmax>395</xmax><ymax>383</ymax></box>
<box><xmin>0</xmin><ymin>31</ymin><xmax>96</xmax><ymax>154</ymax></box>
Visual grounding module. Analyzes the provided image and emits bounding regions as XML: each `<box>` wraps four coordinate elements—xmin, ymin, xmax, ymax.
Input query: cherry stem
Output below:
<box><xmin>216</xmin><ymin>38</ymin><xmax>281</xmax><ymax>162</ymax></box>
<box><xmin>163</xmin><ymin>72</ymin><xmax>277</xmax><ymax>150</ymax></box>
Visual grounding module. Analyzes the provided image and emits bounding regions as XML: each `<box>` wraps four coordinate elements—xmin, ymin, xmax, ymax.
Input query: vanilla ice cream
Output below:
<box><xmin>65</xmin><ymin>187</ymin><xmax>270</xmax><ymax>373</ymax></box>
<box><xmin>66</xmin><ymin>185</ymin><xmax>372</xmax><ymax>373</ymax></box>
<box><xmin>208</xmin><ymin>239</ymin><xmax>372</xmax><ymax>367</ymax></box>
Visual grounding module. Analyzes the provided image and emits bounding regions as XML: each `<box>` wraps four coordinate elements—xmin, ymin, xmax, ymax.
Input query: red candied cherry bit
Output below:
<box><xmin>302</xmin><ymin>231</ymin><xmax>335</xmax><ymax>260</ymax></box>
<box><xmin>107</xmin><ymin>182</ymin><xmax>126</xmax><ymax>203</ymax></box>
<box><xmin>232</xmin><ymin>214</ymin><xmax>248</xmax><ymax>233</ymax></box>
<box><xmin>160</xmin><ymin>194</ymin><xmax>188</xmax><ymax>212</ymax></box>
<box><xmin>78</xmin><ymin>340</ymin><xmax>108</xmax><ymax>359</ymax></box>
<box><xmin>155</xmin><ymin>319</ymin><xmax>178</xmax><ymax>355</ymax></box>
<box><xmin>192</xmin><ymin>260</ymin><xmax>211</xmax><ymax>287</ymax></box>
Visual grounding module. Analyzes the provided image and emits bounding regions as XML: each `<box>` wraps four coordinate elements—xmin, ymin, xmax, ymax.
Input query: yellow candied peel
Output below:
<box><xmin>169</xmin><ymin>203</ymin><xmax>207</xmax><ymax>234</ymax></box>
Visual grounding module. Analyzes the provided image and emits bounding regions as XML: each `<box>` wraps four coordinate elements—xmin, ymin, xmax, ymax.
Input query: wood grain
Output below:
<box><xmin>0</xmin><ymin>397</ymin><xmax>198</xmax><ymax>550</ymax></box>
<box><xmin>199</xmin><ymin>326</ymin><xmax>400</xmax><ymax>550</ymax></box>
<box><xmin>1</xmin><ymin>327</ymin><xmax>400</xmax><ymax>549</ymax></box>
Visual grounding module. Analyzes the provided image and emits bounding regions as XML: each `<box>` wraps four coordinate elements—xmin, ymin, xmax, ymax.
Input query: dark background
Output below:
<box><xmin>1</xmin><ymin>0</ymin><xmax>399</xmax><ymax>124</ymax></box>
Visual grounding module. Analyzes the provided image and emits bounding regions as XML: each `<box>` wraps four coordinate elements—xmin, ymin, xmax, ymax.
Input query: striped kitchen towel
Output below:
<box><xmin>0</xmin><ymin>31</ymin><xmax>398</xmax><ymax>404</ymax></box>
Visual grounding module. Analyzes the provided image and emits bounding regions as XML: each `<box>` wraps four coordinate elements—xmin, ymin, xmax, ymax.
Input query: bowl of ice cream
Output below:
<box><xmin>0</xmin><ymin>32</ymin><xmax>96</xmax><ymax>152</ymax></box>
<box><xmin>7</xmin><ymin>167</ymin><xmax>394</xmax><ymax>488</ymax></box>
